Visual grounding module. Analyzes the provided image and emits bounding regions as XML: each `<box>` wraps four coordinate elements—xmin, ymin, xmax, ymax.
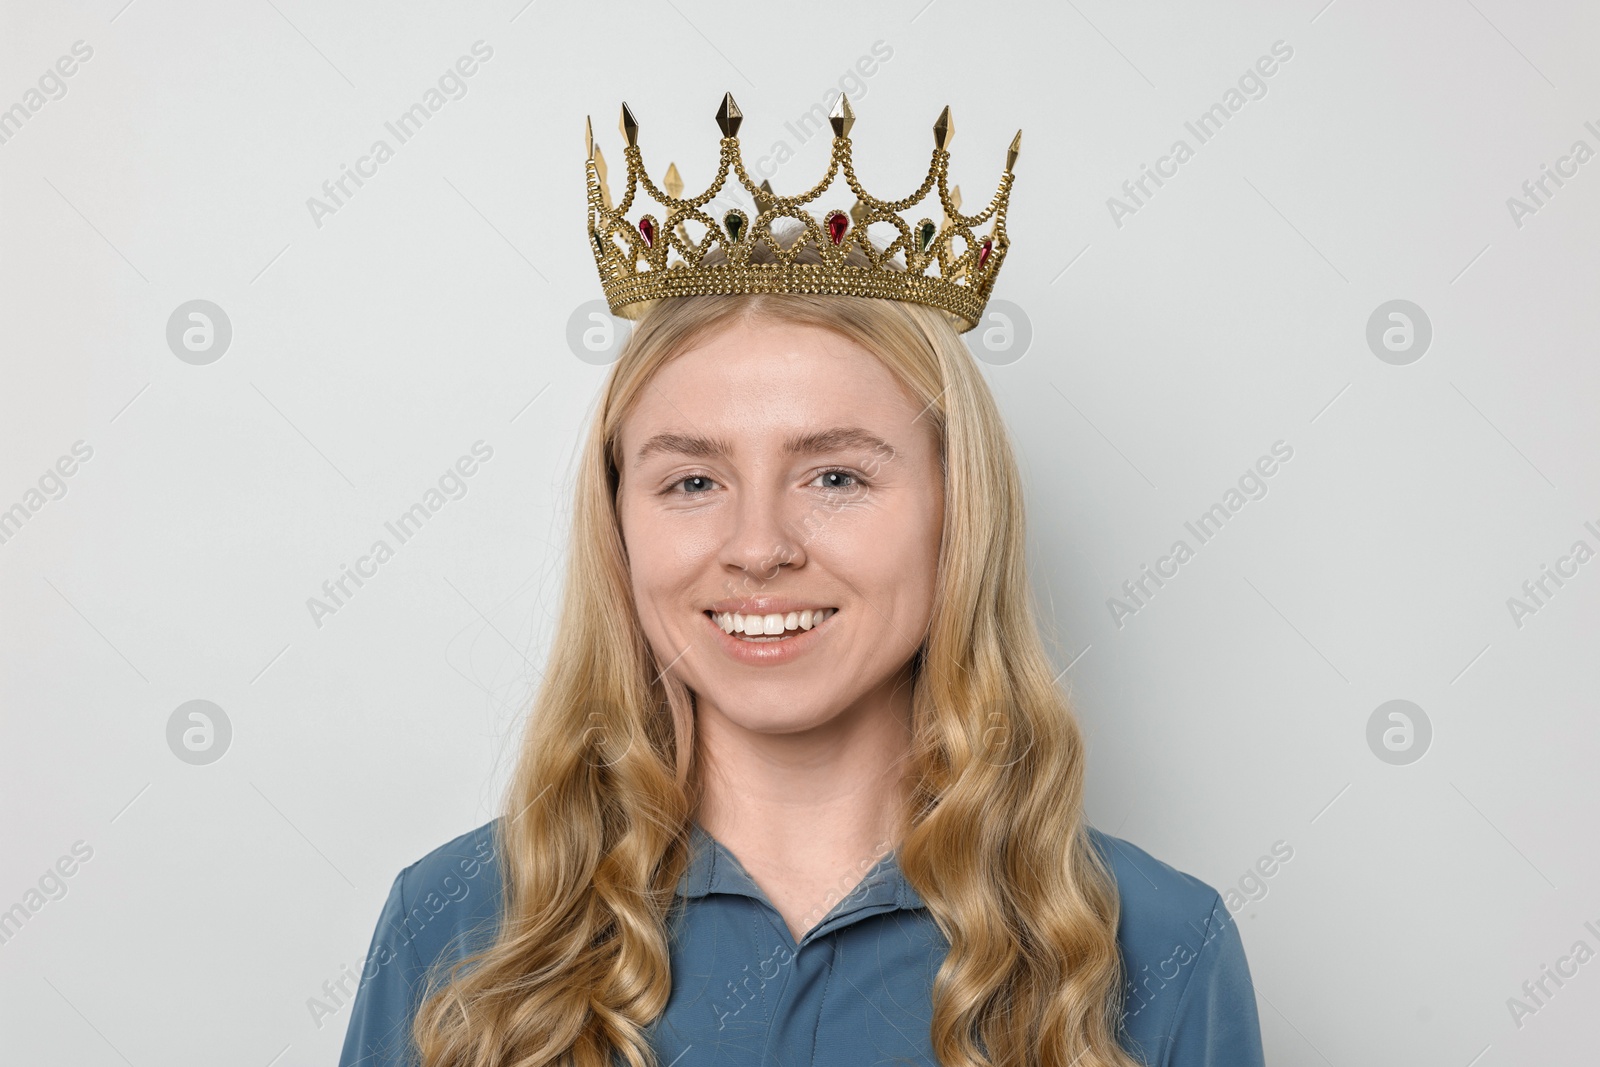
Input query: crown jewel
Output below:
<box><xmin>585</xmin><ymin>92</ymin><xmax>1020</xmax><ymax>333</ymax></box>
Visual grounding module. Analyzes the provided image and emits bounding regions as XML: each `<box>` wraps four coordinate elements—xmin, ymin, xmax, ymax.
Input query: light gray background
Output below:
<box><xmin>2</xmin><ymin>0</ymin><xmax>1596</xmax><ymax>1063</ymax></box>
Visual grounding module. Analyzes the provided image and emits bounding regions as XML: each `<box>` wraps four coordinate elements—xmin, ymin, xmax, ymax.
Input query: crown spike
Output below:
<box><xmin>589</xmin><ymin>123</ymin><xmax>611</xmax><ymax>210</ymax></box>
<box><xmin>585</xmin><ymin>115</ymin><xmax>595</xmax><ymax>160</ymax></box>
<box><xmin>664</xmin><ymin>162</ymin><xmax>683</xmax><ymax>200</ymax></box>
<box><xmin>829</xmin><ymin>93</ymin><xmax>856</xmax><ymax>138</ymax></box>
<box><xmin>1006</xmin><ymin>129</ymin><xmax>1021</xmax><ymax>171</ymax></box>
<box><xmin>716</xmin><ymin>92</ymin><xmax>742</xmax><ymax>137</ymax></box>
<box><xmin>619</xmin><ymin>102</ymin><xmax>639</xmax><ymax>148</ymax></box>
<box><xmin>933</xmin><ymin>106</ymin><xmax>953</xmax><ymax>150</ymax></box>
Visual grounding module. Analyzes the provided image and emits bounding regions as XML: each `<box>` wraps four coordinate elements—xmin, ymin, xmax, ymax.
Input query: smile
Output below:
<box><xmin>705</xmin><ymin>608</ymin><xmax>836</xmax><ymax>642</ymax></box>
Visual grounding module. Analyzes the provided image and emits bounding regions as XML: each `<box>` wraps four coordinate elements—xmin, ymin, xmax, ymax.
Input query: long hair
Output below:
<box><xmin>411</xmin><ymin>231</ymin><xmax>1139</xmax><ymax>1067</ymax></box>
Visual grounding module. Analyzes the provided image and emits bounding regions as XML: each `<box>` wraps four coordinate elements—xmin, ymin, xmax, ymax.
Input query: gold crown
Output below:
<box><xmin>585</xmin><ymin>92</ymin><xmax>1020</xmax><ymax>333</ymax></box>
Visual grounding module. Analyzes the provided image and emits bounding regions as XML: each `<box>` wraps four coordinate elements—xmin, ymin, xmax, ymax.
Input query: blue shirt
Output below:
<box><xmin>338</xmin><ymin>820</ymin><xmax>1264</xmax><ymax>1066</ymax></box>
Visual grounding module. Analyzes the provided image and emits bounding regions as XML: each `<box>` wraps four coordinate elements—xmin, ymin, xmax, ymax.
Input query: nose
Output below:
<box><xmin>718</xmin><ymin>484</ymin><xmax>807</xmax><ymax>583</ymax></box>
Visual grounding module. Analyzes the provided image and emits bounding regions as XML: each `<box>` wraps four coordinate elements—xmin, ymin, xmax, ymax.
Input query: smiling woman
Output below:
<box><xmin>338</xmin><ymin>98</ymin><xmax>1265</xmax><ymax>1067</ymax></box>
<box><xmin>616</xmin><ymin>311</ymin><xmax>943</xmax><ymax>710</ymax></box>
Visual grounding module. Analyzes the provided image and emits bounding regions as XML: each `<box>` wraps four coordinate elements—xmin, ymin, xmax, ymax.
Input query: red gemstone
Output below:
<box><xmin>639</xmin><ymin>216</ymin><xmax>655</xmax><ymax>247</ymax></box>
<box><xmin>828</xmin><ymin>213</ymin><xmax>849</xmax><ymax>245</ymax></box>
<box><xmin>978</xmin><ymin>238</ymin><xmax>993</xmax><ymax>269</ymax></box>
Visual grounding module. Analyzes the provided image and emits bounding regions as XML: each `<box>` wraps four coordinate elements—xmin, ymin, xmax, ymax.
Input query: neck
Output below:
<box><xmin>693</xmin><ymin>670</ymin><xmax>915</xmax><ymax>894</ymax></box>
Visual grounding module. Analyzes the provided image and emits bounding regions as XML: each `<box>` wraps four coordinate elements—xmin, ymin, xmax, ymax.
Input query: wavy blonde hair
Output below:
<box><xmin>411</xmin><ymin>234</ymin><xmax>1138</xmax><ymax>1067</ymax></box>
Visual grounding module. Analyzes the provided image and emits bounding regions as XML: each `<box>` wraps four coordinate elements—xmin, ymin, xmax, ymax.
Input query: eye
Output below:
<box><xmin>669</xmin><ymin>474</ymin><xmax>718</xmax><ymax>495</ymax></box>
<box><xmin>810</xmin><ymin>468</ymin><xmax>861</xmax><ymax>491</ymax></box>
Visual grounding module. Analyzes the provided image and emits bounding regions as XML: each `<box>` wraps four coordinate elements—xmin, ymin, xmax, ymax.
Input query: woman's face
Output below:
<box><xmin>615</xmin><ymin>314</ymin><xmax>944</xmax><ymax>738</ymax></box>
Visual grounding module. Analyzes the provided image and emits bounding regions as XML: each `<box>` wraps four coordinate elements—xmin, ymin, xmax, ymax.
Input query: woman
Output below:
<box><xmin>339</xmin><ymin>100</ymin><xmax>1265</xmax><ymax>1066</ymax></box>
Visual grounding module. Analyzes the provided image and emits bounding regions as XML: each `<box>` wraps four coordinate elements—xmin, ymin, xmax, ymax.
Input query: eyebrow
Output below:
<box><xmin>633</xmin><ymin>426</ymin><xmax>897</xmax><ymax>464</ymax></box>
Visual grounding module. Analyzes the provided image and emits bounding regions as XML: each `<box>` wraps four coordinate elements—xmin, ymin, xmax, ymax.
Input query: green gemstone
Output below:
<box><xmin>724</xmin><ymin>212</ymin><xmax>745</xmax><ymax>242</ymax></box>
<box><xmin>591</xmin><ymin>229</ymin><xmax>607</xmax><ymax>257</ymax></box>
<box><xmin>918</xmin><ymin>220</ymin><xmax>936</xmax><ymax>252</ymax></box>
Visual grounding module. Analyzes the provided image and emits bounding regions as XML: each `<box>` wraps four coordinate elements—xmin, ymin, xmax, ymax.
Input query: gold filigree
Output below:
<box><xmin>585</xmin><ymin>92</ymin><xmax>1020</xmax><ymax>333</ymax></box>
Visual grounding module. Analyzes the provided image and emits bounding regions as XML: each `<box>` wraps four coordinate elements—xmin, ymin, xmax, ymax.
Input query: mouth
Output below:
<box><xmin>704</xmin><ymin>607</ymin><xmax>837</xmax><ymax>643</ymax></box>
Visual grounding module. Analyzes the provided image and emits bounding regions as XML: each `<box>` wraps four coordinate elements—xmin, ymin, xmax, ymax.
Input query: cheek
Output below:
<box><xmin>812</xmin><ymin>492</ymin><xmax>942</xmax><ymax>598</ymax></box>
<box><xmin>888</xmin><ymin>477</ymin><xmax>943</xmax><ymax>558</ymax></box>
<box><xmin>617</xmin><ymin>493</ymin><xmax>669</xmax><ymax>605</ymax></box>
<box><xmin>618</xmin><ymin>496</ymin><xmax>718</xmax><ymax>602</ymax></box>
<box><xmin>890</xmin><ymin>489</ymin><xmax>945</xmax><ymax>626</ymax></box>
<box><xmin>909</xmin><ymin>500</ymin><xmax>944</xmax><ymax>612</ymax></box>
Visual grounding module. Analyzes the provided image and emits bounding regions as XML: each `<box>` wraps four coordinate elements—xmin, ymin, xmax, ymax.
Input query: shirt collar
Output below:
<box><xmin>676</xmin><ymin>822</ymin><xmax>926</xmax><ymax>914</ymax></box>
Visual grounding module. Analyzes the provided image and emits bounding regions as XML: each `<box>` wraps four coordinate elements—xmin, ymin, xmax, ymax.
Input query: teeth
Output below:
<box><xmin>709</xmin><ymin>608</ymin><xmax>833</xmax><ymax>637</ymax></box>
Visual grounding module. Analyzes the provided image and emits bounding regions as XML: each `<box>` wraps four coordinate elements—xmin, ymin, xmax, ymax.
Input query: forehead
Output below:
<box><xmin>619</xmin><ymin>317</ymin><xmax>928</xmax><ymax>458</ymax></box>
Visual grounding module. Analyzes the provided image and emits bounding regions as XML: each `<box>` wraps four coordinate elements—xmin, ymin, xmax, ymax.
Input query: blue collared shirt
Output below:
<box><xmin>337</xmin><ymin>820</ymin><xmax>1264</xmax><ymax>1066</ymax></box>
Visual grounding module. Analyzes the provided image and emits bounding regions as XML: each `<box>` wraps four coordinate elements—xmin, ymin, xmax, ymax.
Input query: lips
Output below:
<box><xmin>695</xmin><ymin>606</ymin><xmax>837</xmax><ymax>666</ymax></box>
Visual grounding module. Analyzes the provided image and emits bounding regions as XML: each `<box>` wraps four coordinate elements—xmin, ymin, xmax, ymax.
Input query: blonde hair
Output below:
<box><xmin>411</xmin><ymin>233</ymin><xmax>1139</xmax><ymax>1067</ymax></box>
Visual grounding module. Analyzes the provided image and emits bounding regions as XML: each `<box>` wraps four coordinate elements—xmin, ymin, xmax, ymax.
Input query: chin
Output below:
<box><xmin>695</xmin><ymin>685</ymin><xmax>844</xmax><ymax>735</ymax></box>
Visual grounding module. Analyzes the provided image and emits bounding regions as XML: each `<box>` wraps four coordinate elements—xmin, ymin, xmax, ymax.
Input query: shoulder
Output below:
<box><xmin>398</xmin><ymin>817</ymin><xmax>503</xmax><ymax>889</ymax></box>
<box><xmin>1085</xmin><ymin>828</ymin><xmax>1266</xmax><ymax>1067</ymax></box>
<box><xmin>1086</xmin><ymin>827</ymin><xmax>1222</xmax><ymax>943</ymax></box>
<box><xmin>338</xmin><ymin>819</ymin><xmax>506</xmax><ymax>1067</ymax></box>
<box><xmin>387</xmin><ymin>818</ymin><xmax>506</xmax><ymax>969</ymax></box>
